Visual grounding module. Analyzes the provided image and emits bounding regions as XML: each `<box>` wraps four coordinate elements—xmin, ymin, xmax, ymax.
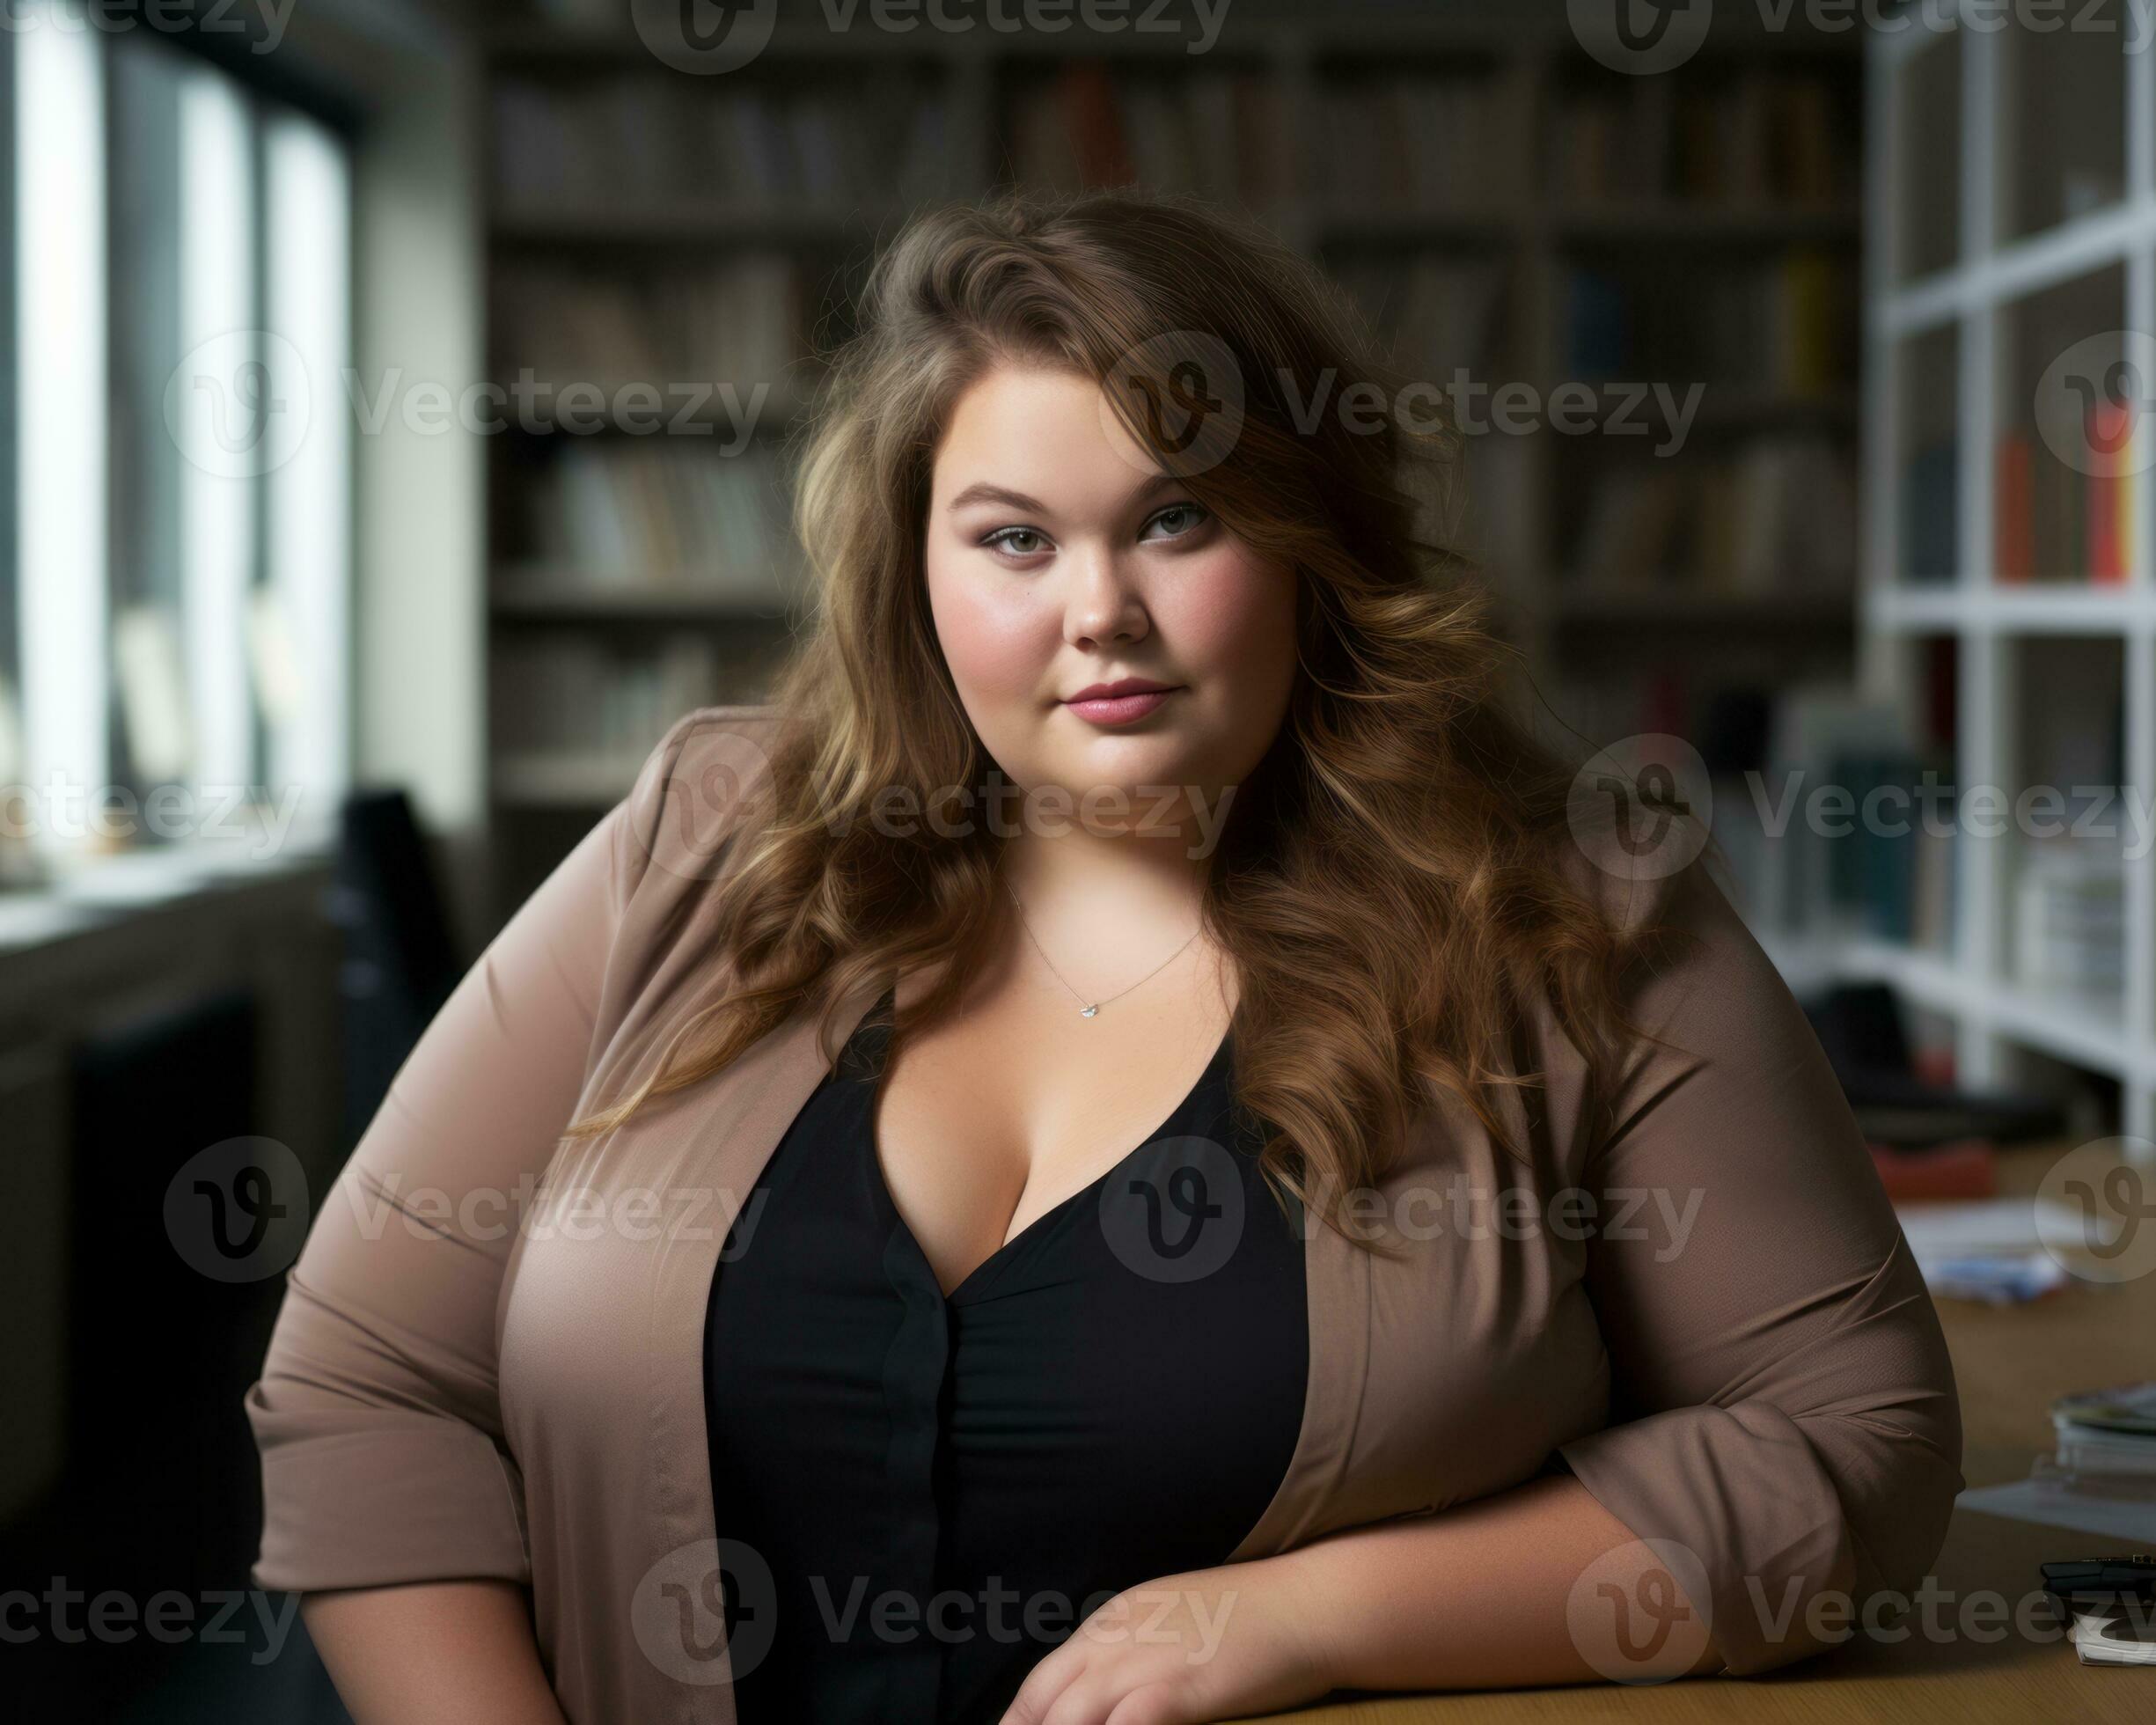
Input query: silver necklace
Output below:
<box><xmin>1000</xmin><ymin>875</ymin><xmax>1202</xmax><ymax>1019</ymax></box>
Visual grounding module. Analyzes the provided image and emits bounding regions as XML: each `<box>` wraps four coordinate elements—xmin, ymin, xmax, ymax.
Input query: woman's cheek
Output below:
<box><xmin>928</xmin><ymin>562</ymin><xmax>1051</xmax><ymax>713</ymax></box>
<box><xmin>1179</xmin><ymin>550</ymin><xmax>1296</xmax><ymax>686</ymax></box>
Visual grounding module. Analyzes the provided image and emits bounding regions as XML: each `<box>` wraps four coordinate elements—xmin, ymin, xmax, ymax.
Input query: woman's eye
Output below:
<box><xmin>981</xmin><ymin>505</ymin><xmax>1207</xmax><ymax>560</ymax></box>
<box><xmin>1143</xmin><ymin>503</ymin><xmax>1209</xmax><ymax>540</ymax></box>
<box><xmin>983</xmin><ymin>526</ymin><xmax>1048</xmax><ymax>558</ymax></box>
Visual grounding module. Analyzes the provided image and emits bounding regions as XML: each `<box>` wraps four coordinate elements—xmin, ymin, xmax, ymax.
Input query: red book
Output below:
<box><xmin>2086</xmin><ymin>398</ymin><xmax>2133</xmax><ymax>584</ymax></box>
<box><xmin>1869</xmin><ymin>1138</ymin><xmax>1998</xmax><ymax>1202</ymax></box>
<box><xmin>1994</xmin><ymin>434</ymin><xmax>2033</xmax><ymax>583</ymax></box>
<box><xmin>1060</xmin><ymin>62</ymin><xmax>1135</xmax><ymax>188</ymax></box>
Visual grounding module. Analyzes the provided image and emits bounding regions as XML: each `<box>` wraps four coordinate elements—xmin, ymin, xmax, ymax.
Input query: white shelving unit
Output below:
<box><xmin>1862</xmin><ymin>3</ymin><xmax>2156</xmax><ymax>1150</ymax></box>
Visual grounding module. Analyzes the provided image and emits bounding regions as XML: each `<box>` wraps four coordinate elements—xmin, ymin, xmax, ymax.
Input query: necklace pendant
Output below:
<box><xmin>1079</xmin><ymin>1004</ymin><xmax>1098</xmax><ymax>1018</ymax></box>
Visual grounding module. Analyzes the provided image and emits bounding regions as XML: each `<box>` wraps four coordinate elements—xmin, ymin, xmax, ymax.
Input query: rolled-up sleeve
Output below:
<box><xmin>1552</xmin><ymin>855</ymin><xmax>1965</xmax><ymax>1677</ymax></box>
<box><xmin>243</xmin><ymin>709</ymin><xmax>712</xmax><ymax>1594</ymax></box>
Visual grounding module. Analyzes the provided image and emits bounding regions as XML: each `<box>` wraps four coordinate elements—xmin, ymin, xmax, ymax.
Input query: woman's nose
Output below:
<box><xmin>1062</xmin><ymin>547</ymin><xmax>1150</xmax><ymax>648</ymax></box>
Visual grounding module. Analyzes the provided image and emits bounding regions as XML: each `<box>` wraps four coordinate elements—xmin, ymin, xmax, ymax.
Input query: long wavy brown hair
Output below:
<box><xmin>565</xmin><ymin>184</ymin><xmax>1720</xmax><ymax>1253</ymax></box>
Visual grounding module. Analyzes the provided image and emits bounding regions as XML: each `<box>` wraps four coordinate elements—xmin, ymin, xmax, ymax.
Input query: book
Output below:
<box><xmin>2088</xmin><ymin>395</ymin><xmax>2135</xmax><ymax>583</ymax></box>
<box><xmin>2066</xmin><ymin>1603</ymin><xmax>2156</xmax><ymax>1664</ymax></box>
<box><xmin>1995</xmin><ymin>433</ymin><xmax>2034</xmax><ymax>582</ymax></box>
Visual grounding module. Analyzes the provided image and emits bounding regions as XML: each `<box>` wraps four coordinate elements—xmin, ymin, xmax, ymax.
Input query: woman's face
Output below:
<box><xmin>922</xmin><ymin>361</ymin><xmax>1299</xmax><ymax>838</ymax></box>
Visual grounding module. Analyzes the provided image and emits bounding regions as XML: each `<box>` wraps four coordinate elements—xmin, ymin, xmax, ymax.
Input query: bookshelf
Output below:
<box><xmin>477</xmin><ymin>4</ymin><xmax>1865</xmax><ymax>923</ymax></box>
<box><xmin>1852</xmin><ymin>3</ymin><xmax>2156</xmax><ymax>1149</ymax></box>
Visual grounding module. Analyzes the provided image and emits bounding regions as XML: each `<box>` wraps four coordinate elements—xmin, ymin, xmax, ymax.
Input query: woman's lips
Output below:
<box><xmin>1063</xmin><ymin>687</ymin><xmax>1179</xmax><ymax>724</ymax></box>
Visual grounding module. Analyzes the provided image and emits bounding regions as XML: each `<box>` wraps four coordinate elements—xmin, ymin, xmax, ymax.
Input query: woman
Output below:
<box><xmin>246</xmin><ymin>187</ymin><xmax>1963</xmax><ymax>1724</ymax></box>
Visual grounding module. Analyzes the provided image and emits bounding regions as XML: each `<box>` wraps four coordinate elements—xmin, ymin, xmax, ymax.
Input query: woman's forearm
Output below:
<box><xmin>300</xmin><ymin>1581</ymin><xmax>569</xmax><ymax>1725</ymax></box>
<box><xmin>1277</xmin><ymin>1471</ymin><xmax>1726</xmax><ymax>1692</ymax></box>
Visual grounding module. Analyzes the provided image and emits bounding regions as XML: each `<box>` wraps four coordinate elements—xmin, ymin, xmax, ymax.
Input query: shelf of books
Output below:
<box><xmin>1853</xmin><ymin>3</ymin><xmax>2156</xmax><ymax>1148</ymax></box>
<box><xmin>477</xmin><ymin>6</ymin><xmax>1864</xmax><ymax>923</ymax></box>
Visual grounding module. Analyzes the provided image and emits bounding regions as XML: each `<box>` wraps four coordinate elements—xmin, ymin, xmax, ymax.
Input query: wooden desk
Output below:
<box><xmin>1250</xmin><ymin>1141</ymin><xmax>2156</xmax><ymax>1723</ymax></box>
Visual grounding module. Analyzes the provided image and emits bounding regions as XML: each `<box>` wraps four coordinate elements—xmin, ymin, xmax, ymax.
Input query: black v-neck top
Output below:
<box><xmin>702</xmin><ymin>986</ymin><xmax>1309</xmax><ymax>1723</ymax></box>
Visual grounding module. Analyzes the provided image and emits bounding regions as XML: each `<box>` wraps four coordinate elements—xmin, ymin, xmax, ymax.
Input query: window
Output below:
<box><xmin>7</xmin><ymin>0</ymin><xmax>352</xmax><ymax>874</ymax></box>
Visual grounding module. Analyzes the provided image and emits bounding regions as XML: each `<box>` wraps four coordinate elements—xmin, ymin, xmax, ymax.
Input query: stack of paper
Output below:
<box><xmin>1895</xmin><ymin>1196</ymin><xmax>2085</xmax><ymax>1303</ymax></box>
<box><xmin>2065</xmin><ymin>1603</ymin><xmax>2156</xmax><ymax>1665</ymax></box>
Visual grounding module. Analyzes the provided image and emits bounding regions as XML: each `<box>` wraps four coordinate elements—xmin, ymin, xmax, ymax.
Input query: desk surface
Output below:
<box><xmin>1249</xmin><ymin>1140</ymin><xmax>2156</xmax><ymax>1723</ymax></box>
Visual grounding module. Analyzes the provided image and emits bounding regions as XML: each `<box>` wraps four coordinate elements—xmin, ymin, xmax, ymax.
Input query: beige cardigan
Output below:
<box><xmin>245</xmin><ymin>703</ymin><xmax>1964</xmax><ymax>1721</ymax></box>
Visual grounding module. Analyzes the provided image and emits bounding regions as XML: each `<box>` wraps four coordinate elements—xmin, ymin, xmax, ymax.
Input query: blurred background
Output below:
<box><xmin>3</xmin><ymin>0</ymin><xmax>2153</xmax><ymax>1717</ymax></box>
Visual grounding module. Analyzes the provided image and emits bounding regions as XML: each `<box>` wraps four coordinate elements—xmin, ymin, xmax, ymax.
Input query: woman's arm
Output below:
<box><xmin>1276</xmin><ymin>1469</ymin><xmax>1724</xmax><ymax>1688</ymax></box>
<box><xmin>1301</xmin><ymin>852</ymin><xmax>1967</xmax><ymax>1685</ymax></box>
<box><xmin>1000</xmin><ymin>1471</ymin><xmax>1717</xmax><ymax>1724</ymax></box>
<box><xmin>1535</xmin><ymin>852</ymin><xmax>1967</xmax><ymax>1676</ymax></box>
<box><xmin>243</xmin><ymin>709</ymin><xmax>725</xmax><ymax>1716</ymax></box>
<box><xmin>300</xmin><ymin>1583</ymin><xmax>569</xmax><ymax>1725</ymax></box>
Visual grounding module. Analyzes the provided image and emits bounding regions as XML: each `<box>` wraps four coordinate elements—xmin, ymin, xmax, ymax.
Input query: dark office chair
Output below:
<box><xmin>328</xmin><ymin>788</ymin><xmax>463</xmax><ymax>1157</ymax></box>
<box><xmin>1802</xmin><ymin>980</ymin><xmax>2066</xmax><ymax>1148</ymax></box>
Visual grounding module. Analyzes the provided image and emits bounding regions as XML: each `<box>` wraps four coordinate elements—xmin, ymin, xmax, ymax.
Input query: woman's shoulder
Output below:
<box><xmin>631</xmin><ymin>701</ymin><xmax>789</xmax><ymax>808</ymax></box>
<box><xmin>651</xmin><ymin>701</ymin><xmax>788</xmax><ymax>759</ymax></box>
<box><xmin>612</xmin><ymin>702</ymin><xmax>790</xmax><ymax>907</ymax></box>
<box><xmin>1548</xmin><ymin>790</ymin><xmax>1757</xmax><ymax>970</ymax></box>
<box><xmin>1530</xmin><ymin>800</ymin><xmax>1800</xmax><ymax>1080</ymax></box>
<box><xmin>1549</xmin><ymin>798</ymin><xmax>1834</xmax><ymax>1116</ymax></box>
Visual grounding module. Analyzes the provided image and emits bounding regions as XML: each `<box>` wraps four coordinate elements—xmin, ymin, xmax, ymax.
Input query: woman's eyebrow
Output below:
<box><xmin>947</xmin><ymin>482</ymin><xmax>1046</xmax><ymax>514</ymax></box>
<box><xmin>945</xmin><ymin>473</ymin><xmax>1180</xmax><ymax>516</ymax></box>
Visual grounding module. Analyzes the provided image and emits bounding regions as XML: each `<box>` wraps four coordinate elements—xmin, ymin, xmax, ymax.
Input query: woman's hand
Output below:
<box><xmin>999</xmin><ymin>1553</ymin><xmax>1338</xmax><ymax>1725</ymax></box>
